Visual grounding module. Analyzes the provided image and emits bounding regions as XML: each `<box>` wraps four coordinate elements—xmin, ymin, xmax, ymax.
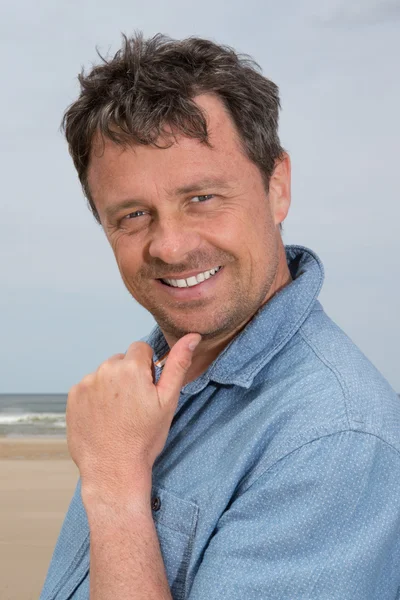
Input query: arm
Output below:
<box><xmin>188</xmin><ymin>431</ymin><xmax>400</xmax><ymax>599</ymax></box>
<box><xmin>65</xmin><ymin>334</ymin><xmax>201</xmax><ymax>600</ymax></box>
<box><xmin>83</xmin><ymin>485</ymin><xmax>172</xmax><ymax>600</ymax></box>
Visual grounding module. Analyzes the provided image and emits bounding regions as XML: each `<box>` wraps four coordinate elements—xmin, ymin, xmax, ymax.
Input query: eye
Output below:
<box><xmin>190</xmin><ymin>194</ymin><xmax>214</xmax><ymax>203</ymax></box>
<box><xmin>123</xmin><ymin>210</ymin><xmax>147</xmax><ymax>220</ymax></box>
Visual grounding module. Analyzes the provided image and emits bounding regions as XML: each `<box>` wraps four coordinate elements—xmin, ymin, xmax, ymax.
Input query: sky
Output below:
<box><xmin>1</xmin><ymin>0</ymin><xmax>399</xmax><ymax>393</ymax></box>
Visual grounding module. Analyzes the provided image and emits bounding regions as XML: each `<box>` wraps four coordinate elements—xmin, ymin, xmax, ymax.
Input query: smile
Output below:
<box><xmin>160</xmin><ymin>266</ymin><xmax>222</xmax><ymax>288</ymax></box>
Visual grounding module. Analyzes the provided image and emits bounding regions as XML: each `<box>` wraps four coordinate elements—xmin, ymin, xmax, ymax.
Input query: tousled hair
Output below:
<box><xmin>62</xmin><ymin>32</ymin><xmax>285</xmax><ymax>223</ymax></box>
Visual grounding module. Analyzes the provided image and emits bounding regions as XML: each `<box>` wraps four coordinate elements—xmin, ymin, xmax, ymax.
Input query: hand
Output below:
<box><xmin>66</xmin><ymin>333</ymin><xmax>201</xmax><ymax>503</ymax></box>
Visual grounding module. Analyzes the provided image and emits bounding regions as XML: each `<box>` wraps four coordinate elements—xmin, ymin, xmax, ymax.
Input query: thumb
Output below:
<box><xmin>156</xmin><ymin>334</ymin><xmax>201</xmax><ymax>406</ymax></box>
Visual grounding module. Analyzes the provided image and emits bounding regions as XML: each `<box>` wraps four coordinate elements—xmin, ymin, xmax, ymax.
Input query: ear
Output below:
<box><xmin>268</xmin><ymin>153</ymin><xmax>291</xmax><ymax>226</ymax></box>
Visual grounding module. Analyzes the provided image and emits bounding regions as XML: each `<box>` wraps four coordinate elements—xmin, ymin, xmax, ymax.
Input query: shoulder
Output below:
<box><xmin>298</xmin><ymin>305</ymin><xmax>399</xmax><ymax>443</ymax></box>
<box><xmin>242</xmin><ymin>303</ymin><xmax>400</xmax><ymax>486</ymax></box>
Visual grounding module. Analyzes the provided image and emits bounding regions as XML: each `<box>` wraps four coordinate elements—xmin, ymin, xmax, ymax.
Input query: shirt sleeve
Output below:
<box><xmin>187</xmin><ymin>430</ymin><xmax>400</xmax><ymax>600</ymax></box>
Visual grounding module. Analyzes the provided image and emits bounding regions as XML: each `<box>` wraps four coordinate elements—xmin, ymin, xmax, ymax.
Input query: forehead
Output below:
<box><xmin>87</xmin><ymin>94</ymin><xmax>254</xmax><ymax>203</ymax></box>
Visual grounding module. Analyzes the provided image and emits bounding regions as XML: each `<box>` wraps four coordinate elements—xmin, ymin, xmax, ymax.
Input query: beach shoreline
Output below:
<box><xmin>0</xmin><ymin>435</ymin><xmax>70</xmax><ymax>460</ymax></box>
<box><xmin>0</xmin><ymin>436</ymin><xmax>79</xmax><ymax>599</ymax></box>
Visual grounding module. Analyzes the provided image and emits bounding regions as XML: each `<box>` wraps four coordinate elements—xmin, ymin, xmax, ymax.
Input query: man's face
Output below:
<box><xmin>88</xmin><ymin>94</ymin><xmax>290</xmax><ymax>342</ymax></box>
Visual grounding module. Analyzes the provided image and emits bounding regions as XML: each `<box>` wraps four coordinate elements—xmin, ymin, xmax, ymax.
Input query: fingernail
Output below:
<box><xmin>188</xmin><ymin>337</ymin><xmax>201</xmax><ymax>352</ymax></box>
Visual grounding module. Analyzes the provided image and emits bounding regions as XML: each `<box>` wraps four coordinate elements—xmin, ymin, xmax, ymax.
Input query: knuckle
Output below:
<box><xmin>128</xmin><ymin>341</ymin><xmax>153</xmax><ymax>357</ymax></box>
<box><xmin>68</xmin><ymin>383</ymin><xmax>78</xmax><ymax>399</ymax></box>
<box><xmin>177</xmin><ymin>356</ymin><xmax>191</xmax><ymax>371</ymax></box>
<box><xmin>82</xmin><ymin>373</ymin><xmax>94</xmax><ymax>385</ymax></box>
<box><xmin>135</xmin><ymin>341</ymin><xmax>151</xmax><ymax>352</ymax></box>
<box><xmin>98</xmin><ymin>357</ymin><xmax>122</xmax><ymax>375</ymax></box>
<box><xmin>127</xmin><ymin>342</ymin><xmax>141</xmax><ymax>354</ymax></box>
<box><xmin>97</xmin><ymin>361</ymin><xmax>111</xmax><ymax>374</ymax></box>
<box><xmin>105</xmin><ymin>352</ymin><xmax>125</xmax><ymax>362</ymax></box>
<box><xmin>122</xmin><ymin>360</ymin><xmax>139</xmax><ymax>376</ymax></box>
<box><xmin>76</xmin><ymin>373</ymin><xmax>94</xmax><ymax>391</ymax></box>
<box><xmin>127</xmin><ymin>341</ymin><xmax>139</xmax><ymax>350</ymax></box>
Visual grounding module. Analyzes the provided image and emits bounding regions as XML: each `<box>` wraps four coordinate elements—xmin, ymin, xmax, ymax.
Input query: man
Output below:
<box><xmin>40</xmin><ymin>33</ymin><xmax>400</xmax><ymax>600</ymax></box>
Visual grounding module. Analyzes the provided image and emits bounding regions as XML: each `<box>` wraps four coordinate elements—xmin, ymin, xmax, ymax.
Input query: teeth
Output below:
<box><xmin>186</xmin><ymin>276</ymin><xmax>198</xmax><ymax>286</ymax></box>
<box><xmin>163</xmin><ymin>266</ymin><xmax>221</xmax><ymax>288</ymax></box>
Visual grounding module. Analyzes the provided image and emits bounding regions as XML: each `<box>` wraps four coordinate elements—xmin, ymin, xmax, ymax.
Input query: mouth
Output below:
<box><xmin>157</xmin><ymin>266</ymin><xmax>223</xmax><ymax>288</ymax></box>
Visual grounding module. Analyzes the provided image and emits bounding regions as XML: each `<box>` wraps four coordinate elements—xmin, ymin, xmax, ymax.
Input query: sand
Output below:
<box><xmin>0</xmin><ymin>437</ymin><xmax>79</xmax><ymax>600</ymax></box>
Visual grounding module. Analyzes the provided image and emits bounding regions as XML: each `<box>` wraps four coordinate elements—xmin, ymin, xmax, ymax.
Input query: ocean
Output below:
<box><xmin>0</xmin><ymin>394</ymin><xmax>67</xmax><ymax>437</ymax></box>
<box><xmin>2</xmin><ymin>392</ymin><xmax>399</xmax><ymax>438</ymax></box>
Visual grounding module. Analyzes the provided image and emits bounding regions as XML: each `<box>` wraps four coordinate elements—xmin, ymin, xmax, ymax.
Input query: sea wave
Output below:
<box><xmin>0</xmin><ymin>413</ymin><xmax>66</xmax><ymax>428</ymax></box>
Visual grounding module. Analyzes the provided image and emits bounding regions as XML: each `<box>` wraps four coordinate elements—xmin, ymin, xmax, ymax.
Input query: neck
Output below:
<box><xmin>164</xmin><ymin>242</ymin><xmax>292</xmax><ymax>385</ymax></box>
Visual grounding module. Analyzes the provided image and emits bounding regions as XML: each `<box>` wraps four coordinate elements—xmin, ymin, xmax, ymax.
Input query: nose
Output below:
<box><xmin>147</xmin><ymin>216</ymin><xmax>201</xmax><ymax>264</ymax></box>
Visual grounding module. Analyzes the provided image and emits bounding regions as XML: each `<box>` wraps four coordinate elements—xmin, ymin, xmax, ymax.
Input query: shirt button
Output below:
<box><xmin>151</xmin><ymin>496</ymin><xmax>161</xmax><ymax>512</ymax></box>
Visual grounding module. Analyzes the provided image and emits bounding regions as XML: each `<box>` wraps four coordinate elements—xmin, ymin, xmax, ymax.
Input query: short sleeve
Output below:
<box><xmin>188</xmin><ymin>431</ymin><xmax>400</xmax><ymax>600</ymax></box>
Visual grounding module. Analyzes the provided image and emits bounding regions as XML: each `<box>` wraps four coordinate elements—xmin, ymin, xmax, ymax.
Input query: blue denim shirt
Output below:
<box><xmin>40</xmin><ymin>245</ymin><xmax>400</xmax><ymax>600</ymax></box>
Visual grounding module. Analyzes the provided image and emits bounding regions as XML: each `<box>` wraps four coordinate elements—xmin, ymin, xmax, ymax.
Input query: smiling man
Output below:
<box><xmin>40</xmin><ymin>34</ymin><xmax>400</xmax><ymax>600</ymax></box>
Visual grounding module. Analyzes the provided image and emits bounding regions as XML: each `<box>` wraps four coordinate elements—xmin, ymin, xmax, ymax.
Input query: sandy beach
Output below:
<box><xmin>0</xmin><ymin>437</ymin><xmax>79</xmax><ymax>600</ymax></box>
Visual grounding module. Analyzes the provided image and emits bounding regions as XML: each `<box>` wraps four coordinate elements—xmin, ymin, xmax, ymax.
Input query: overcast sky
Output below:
<box><xmin>1</xmin><ymin>0</ymin><xmax>399</xmax><ymax>393</ymax></box>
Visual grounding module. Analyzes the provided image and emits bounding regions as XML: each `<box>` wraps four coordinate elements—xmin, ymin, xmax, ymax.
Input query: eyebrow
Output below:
<box><xmin>104</xmin><ymin>177</ymin><xmax>232</xmax><ymax>221</ymax></box>
<box><xmin>174</xmin><ymin>177</ymin><xmax>232</xmax><ymax>196</ymax></box>
<box><xmin>104</xmin><ymin>199</ymin><xmax>143</xmax><ymax>221</ymax></box>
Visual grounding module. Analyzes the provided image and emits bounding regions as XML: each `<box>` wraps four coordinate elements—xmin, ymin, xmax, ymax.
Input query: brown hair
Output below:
<box><xmin>62</xmin><ymin>32</ymin><xmax>285</xmax><ymax>223</ymax></box>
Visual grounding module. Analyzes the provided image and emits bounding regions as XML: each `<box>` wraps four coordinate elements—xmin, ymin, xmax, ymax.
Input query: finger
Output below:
<box><xmin>106</xmin><ymin>353</ymin><xmax>126</xmax><ymax>362</ymax></box>
<box><xmin>123</xmin><ymin>341</ymin><xmax>155</xmax><ymax>382</ymax></box>
<box><xmin>157</xmin><ymin>334</ymin><xmax>201</xmax><ymax>406</ymax></box>
<box><xmin>124</xmin><ymin>341</ymin><xmax>154</xmax><ymax>365</ymax></box>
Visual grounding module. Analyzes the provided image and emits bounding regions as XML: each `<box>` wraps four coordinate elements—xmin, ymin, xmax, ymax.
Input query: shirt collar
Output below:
<box><xmin>147</xmin><ymin>245</ymin><xmax>324</xmax><ymax>394</ymax></box>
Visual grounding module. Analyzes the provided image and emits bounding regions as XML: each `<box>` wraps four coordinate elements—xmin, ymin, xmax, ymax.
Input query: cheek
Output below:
<box><xmin>239</xmin><ymin>214</ymin><xmax>277</xmax><ymax>276</ymax></box>
<box><xmin>113</xmin><ymin>248</ymin><xmax>142</xmax><ymax>289</ymax></box>
<box><xmin>227</xmin><ymin>208</ymin><xmax>271</xmax><ymax>252</ymax></box>
<box><xmin>112</xmin><ymin>235</ymin><xmax>139</xmax><ymax>271</ymax></box>
<box><xmin>204</xmin><ymin>207</ymin><xmax>252</xmax><ymax>247</ymax></box>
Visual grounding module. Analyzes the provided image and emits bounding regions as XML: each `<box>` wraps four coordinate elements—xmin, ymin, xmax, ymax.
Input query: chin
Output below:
<box><xmin>148</xmin><ymin>286</ymin><xmax>265</xmax><ymax>341</ymax></box>
<box><xmin>156</xmin><ymin>312</ymin><xmax>241</xmax><ymax>341</ymax></box>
